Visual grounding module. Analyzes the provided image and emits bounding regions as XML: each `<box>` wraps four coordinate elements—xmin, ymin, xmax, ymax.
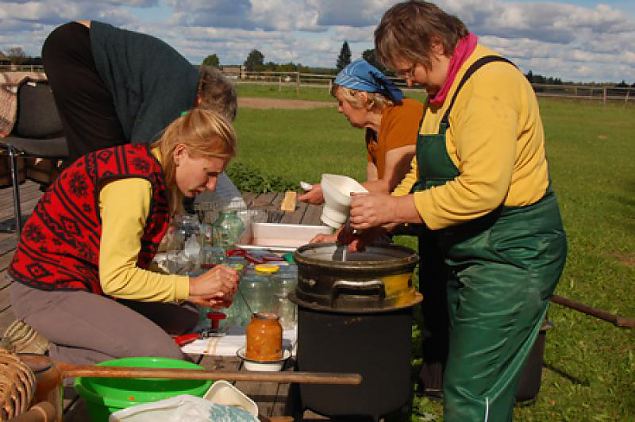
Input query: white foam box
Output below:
<box><xmin>236</xmin><ymin>223</ymin><xmax>332</xmax><ymax>251</ymax></box>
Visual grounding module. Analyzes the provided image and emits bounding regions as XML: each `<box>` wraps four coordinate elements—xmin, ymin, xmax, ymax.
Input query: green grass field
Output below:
<box><xmin>236</xmin><ymin>81</ymin><xmax>429</xmax><ymax>103</ymax></box>
<box><xmin>232</xmin><ymin>90</ymin><xmax>635</xmax><ymax>421</ymax></box>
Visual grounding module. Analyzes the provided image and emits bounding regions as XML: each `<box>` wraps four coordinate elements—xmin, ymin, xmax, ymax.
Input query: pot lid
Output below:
<box><xmin>294</xmin><ymin>243</ymin><xmax>418</xmax><ymax>272</ymax></box>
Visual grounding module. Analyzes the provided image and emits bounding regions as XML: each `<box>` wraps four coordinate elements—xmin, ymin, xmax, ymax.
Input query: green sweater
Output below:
<box><xmin>90</xmin><ymin>21</ymin><xmax>198</xmax><ymax>143</ymax></box>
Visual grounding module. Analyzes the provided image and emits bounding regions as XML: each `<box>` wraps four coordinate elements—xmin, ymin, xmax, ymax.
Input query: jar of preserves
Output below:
<box><xmin>246</xmin><ymin>312</ymin><xmax>283</xmax><ymax>361</ymax></box>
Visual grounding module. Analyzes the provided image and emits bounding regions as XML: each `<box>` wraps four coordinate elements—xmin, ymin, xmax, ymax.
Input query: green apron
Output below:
<box><xmin>414</xmin><ymin>56</ymin><xmax>567</xmax><ymax>421</ymax></box>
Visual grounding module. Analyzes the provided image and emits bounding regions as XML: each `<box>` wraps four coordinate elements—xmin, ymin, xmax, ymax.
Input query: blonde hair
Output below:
<box><xmin>152</xmin><ymin>108</ymin><xmax>237</xmax><ymax>215</ymax></box>
<box><xmin>331</xmin><ymin>85</ymin><xmax>394</xmax><ymax>112</ymax></box>
<box><xmin>375</xmin><ymin>1</ymin><xmax>468</xmax><ymax>70</ymax></box>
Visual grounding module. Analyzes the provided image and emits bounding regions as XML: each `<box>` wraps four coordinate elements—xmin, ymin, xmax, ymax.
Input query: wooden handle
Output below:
<box><xmin>551</xmin><ymin>295</ymin><xmax>635</xmax><ymax>328</ymax></box>
<box><xmin>56</xmin><ymin>362</ymin><xmax>362</xmax><ymax>385</ymax></box>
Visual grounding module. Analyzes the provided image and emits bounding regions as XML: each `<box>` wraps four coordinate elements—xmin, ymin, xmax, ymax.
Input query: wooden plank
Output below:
<box><xmin>242</xmin><ymin>192</ymin><xmax>259</xmax><ymax>208</ymax></box>
<box><xmin>280</xmin><ymin>200</ymin><xmax>307</xmax><ymax>225</ymax></box>
<box><xmin>251</xmin><ymin>192</ymin><xmax>279</xmax><ymax>208</ymax></box>
<box><xmin>0</xmin><ymin>305</ymin><xmax>16</xmax><ymax>335</ymax></box>
<box><xmin>0</xmin><ymin>247</ymin><xmax>16</xmax><ymax>272</ymax></box>
<box><xmin>197</xmin><ymin>354</ymin><xmax>242</xmax><ymax>372</ymax></box>
<box><xmin>0</xmin><ymin>278</ymin><xmax>14</xmax><ymax>334</ymax></box>
<box><xmin>300</xmin><ymin>204</ymin><xmax>324</xmax><ymax>226</ymax></box>
<box><xmin>62</xmin><ymin>387</ymin><xmax>87</xmax><ymax>422</ymax></box>
<box><xmin>0</xmin><ymin>197</ymin><xmax>39</xmax><ymax>221</ymax></box>
<box><xmin>0</xmin><ymin>182</ymin><xmax>42</xmax><ymax>217</ymax></box>
<box><xmin>0</xmin><ymin>237</ymin><xmax>18</xmax><ymax>257</ymax></box>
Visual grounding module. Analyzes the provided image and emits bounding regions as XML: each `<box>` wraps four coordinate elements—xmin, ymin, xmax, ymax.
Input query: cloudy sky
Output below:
<box><xmin>1</xmin><ymin>0</ymin><xmax>634</xmax><ymax>83</ymax></box>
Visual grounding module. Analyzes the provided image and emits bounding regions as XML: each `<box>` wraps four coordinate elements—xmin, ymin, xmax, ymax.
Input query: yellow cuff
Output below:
<box><xmin>173</xmin><ymin>275</ymin><xmax>190</xmax><ymax>301</ymax></box>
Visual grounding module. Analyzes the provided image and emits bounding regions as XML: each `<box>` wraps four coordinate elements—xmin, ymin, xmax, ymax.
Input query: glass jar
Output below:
<box><xmin>238</xmin><ymin>266</ymin><xmax>275</xmax><ymax>316</ymax></box>
<box><xmin>246</xmin><ymin>312</ymin><xmax>283</xmax><ymax>361</ymax></box>
<box><xmin>198</xmin><ymin>223</ymin><xmax>214</xmax><ymax>248</ymax></box>
<box><xmin>273</xmin><ymin>264</ymin><xmax>298</xmax><ymax>330</ymax></box>
<box><xmin>212</xmin><ymin>210</ymin><xmax>245</xmax><ymax>250</ymax></box>
<box><xmin>199</xmin><ymin>246</ymin><xmax>226</xmax><ymax>269</ymax></box>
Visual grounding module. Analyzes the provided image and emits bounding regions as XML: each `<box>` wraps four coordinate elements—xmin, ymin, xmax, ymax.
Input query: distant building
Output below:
<box><xmin>221</xmin><ymin>65</ymin><xmax>244</xmax><ymax>80</ymax></box>
<box><xmin>0</xmin><ymin>52</ymin><xmax>11</xmax><ymax>66</ymax></box>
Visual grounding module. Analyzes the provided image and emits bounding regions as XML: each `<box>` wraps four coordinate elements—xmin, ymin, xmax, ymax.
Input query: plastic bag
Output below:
<box><xmin>109</xmin><ymin>394</ymin><xmax>257</xmax><ymax>422</ymax></box>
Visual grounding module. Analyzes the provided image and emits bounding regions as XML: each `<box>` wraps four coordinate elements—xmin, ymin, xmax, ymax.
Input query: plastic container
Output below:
<box><xmin>320</xmin><ymin>174</ymin><xmax>367</xmax><ymax>229</ymax></box>
<box><xmin>516</xmin><ymin>320</ymin><xmax>553</xmax><ymax>404</ymax></box>
<box><xmin>74</xmin><ymin>357</ymin><xmax>211</xmax><ymax>422</ymax></box>
<box><xmin>203</xmin><ymin>380</ymin><xmax>258</xmax><ymax>416</ymax></box>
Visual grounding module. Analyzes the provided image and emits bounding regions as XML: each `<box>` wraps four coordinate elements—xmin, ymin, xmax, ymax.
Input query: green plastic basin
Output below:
<box><xmin>74</xmin><ymin>356</ymin><xmax>212</xmax><ymax>422</ymax></box>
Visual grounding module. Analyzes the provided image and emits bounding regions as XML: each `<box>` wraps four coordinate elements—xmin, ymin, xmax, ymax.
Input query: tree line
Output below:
<box><xmin>3</xmin><ymin>44</ymin><xmax>633</xmax><ymax>87</ymax></box>
<box><xmin>205</xmin><ymin>42</ymin><xmax>635</xmax><ymax>88</ymax></box>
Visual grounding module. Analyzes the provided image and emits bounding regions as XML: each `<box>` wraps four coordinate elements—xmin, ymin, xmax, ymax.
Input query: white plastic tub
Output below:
<box><xmin>236</xmin><ymin>223</ymin><xmax>332</xmax><ymax>252</ymax></box>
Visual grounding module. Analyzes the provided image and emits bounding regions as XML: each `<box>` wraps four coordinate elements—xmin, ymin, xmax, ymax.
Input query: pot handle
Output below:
<box><xmin>330</xmin><ymin>280</ymin><xmax>386</xmax><ymax>303</ymax></box>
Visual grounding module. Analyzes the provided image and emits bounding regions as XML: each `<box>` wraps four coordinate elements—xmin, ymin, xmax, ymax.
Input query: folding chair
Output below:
<box><xmin>0</xmin><ymin>81</ymin><xmax>68</xmax><ymax>236</ymax></box>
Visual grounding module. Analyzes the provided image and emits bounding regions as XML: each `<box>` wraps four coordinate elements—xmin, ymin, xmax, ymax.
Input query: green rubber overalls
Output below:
<box><xmin>414</xmin><ymin>56</ymin><xmax>567</xmax><ymax>421</ymax></box>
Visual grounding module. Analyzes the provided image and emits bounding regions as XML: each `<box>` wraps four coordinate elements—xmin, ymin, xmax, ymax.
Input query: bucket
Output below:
<box><xmin>516</xmin><ymin>320</ymin><xmax>553</xmax><ymax>404</ymax></box>
<box><xmin>74</xmin><ymin>357</ymin><xmax>212</xmax><ymax>422</ymax></box>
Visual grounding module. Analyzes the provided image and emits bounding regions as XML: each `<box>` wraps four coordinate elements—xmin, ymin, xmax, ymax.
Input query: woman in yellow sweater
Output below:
<box><xmin>348</xmin><ymin>2</ymin><xmax>567</xmax><ymax>420</ymax></box>
<box><xmin>9</xmin><ymin>109</ymin><xmax>239</xmax><ymax>364</ymax></box>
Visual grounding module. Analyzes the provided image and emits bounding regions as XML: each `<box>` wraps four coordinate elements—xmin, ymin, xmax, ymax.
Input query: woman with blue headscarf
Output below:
<box><xmin>299</xmin><ymin>59</ymin><xmax>424</xmax><ymax>205</ymax></box>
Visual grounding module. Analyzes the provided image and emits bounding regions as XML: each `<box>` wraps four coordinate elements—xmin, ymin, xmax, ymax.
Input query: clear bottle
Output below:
<box><xmin>212</xmin><ymin>210</ymin><xmax>245</xmax><ymax>250</ymax></box>
<box><xmin>273</xmin><ymin>264</ymin><xmax>298</xmax><ymax>330</ymax></box>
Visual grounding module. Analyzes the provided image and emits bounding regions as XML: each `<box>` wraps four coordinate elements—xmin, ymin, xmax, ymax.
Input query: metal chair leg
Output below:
<box><xmin>8</xmin><ymin>146</ymin><xmax>23</xmax><ymax>237</ymax></box>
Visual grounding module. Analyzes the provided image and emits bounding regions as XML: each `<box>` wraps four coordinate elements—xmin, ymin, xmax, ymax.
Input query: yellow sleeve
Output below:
<box><xmin>99</xmin><ymin>178</ymin><xmax>190</xmax><ymax>301</ymax></box>
<box><xmin>413</xmin><ymin>66</ymin><xmax>518</xmax><ymax>229</ymax></box>
<box><xmin>391</xmin><ymin>157</ymin><xmax>418</xmax><ymax>197</ymax></box>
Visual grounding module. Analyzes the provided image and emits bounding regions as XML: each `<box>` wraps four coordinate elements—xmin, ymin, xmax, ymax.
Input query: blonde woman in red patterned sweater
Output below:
<box><xmin>9</xmin><ymin>109</ymin><xmax>239</xmax><ymax>364</ymax></box>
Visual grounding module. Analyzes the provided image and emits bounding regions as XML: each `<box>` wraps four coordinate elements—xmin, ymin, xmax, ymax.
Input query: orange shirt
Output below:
<box><xmin>367</xmin><ymin>98</ymin><xmax>424</xmax><ymax>179</ymax></box>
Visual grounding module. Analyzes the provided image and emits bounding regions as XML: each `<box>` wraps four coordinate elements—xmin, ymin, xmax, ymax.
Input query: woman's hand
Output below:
<box><xmin>298</xmin><ymin>184</ymin><xmax>325</xmax><ymax>205</ymax></box>
<box><xmin>349</xmin><ymin>192</ymin><xmax>397</xmax><ymax>229</ymax></box>
<box><xmin>189</xmin><ymin>291</ymin><xmax>234</xmax><ymax>309</ymax></box>
<box><xmin>310</xmin><ymin>233</ymin><xmax>337</xmax><ymax>243</ymax></box>
<box><xmin>189</xmin><ymin>265</ymin><xmax>239</xmax><ymax>307</ymax></box>
<box><xmin>350</xmin><ymin>192</ymin><xmax>422</xmax><ymax>230</ymax></box>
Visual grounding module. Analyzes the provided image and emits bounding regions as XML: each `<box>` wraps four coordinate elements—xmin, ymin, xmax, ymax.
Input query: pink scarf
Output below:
<box><xmin>429</xmin><ymin>33</ymin><xmax>478</xmax><ymax>107</ymax></box>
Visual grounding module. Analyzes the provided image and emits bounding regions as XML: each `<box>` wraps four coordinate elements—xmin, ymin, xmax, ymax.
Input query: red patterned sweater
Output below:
<box><xmin>9</xmin><ymin>144</ymin><xmax>170</xmax><ymax>294</ymax></box>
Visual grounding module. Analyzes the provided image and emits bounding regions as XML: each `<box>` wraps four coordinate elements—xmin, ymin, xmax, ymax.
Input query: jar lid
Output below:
<box><xmin>255</xmin><ymin>264</ymin><xmax>279</xmax><ymax>274</ymax></box>
<box><xmin>253</xmin><ymin>312</ymin><xmax>279</xmax><ymax>320</ymax></box>
<box><xmin>228</xmin><ymin>263</ymin><xmax>245</xmax><ymax>272</ymax></box>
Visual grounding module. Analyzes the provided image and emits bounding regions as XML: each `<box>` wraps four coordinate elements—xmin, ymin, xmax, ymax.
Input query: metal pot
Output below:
<box><xmin>292</xmin><ymin>243</ymin><xmax>421</xmax><ymax>312</ymax></box>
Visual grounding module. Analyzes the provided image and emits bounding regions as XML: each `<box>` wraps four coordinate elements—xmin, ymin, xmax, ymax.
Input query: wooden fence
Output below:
<box><xmin>2</xmin><ymin>65</ymin><xmax>633</xmax><ymax>103</ymax></box>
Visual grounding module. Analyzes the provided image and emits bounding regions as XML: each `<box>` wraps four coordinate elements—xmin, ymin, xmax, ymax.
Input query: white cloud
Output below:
<box><xmin>0</xmin><ymin>0</ymin><xmax>633</xmax><ymax>82</ymax></box>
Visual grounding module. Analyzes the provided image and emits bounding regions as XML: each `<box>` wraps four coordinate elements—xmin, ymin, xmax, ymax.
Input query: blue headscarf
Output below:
<box><xmin>334</xmin><ymin>59</ymin><xmax>404</xmax><ymax>104</ymax></box>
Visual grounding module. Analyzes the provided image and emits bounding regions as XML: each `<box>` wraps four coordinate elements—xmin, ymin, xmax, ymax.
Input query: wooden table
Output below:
<box><xmin>199</xmin><ymin>192</ymin><xmax>324</xmax><ymax>420</ymax></box>
<box><xmin>193</xmin><ymin>191</ymin><xmax>325</xmax><ymax>420</ymax></box>
<box><xmin>0</xmin><ymin>186</ymin><xmax>327</xmax><ymax>420</ymax></box>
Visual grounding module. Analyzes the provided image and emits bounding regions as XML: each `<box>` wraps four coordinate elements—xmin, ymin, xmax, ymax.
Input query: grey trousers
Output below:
<box><xmin>9</xmin><ymin>280</ymin><xmax>198</xmax><ymax>365</ymax></box>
